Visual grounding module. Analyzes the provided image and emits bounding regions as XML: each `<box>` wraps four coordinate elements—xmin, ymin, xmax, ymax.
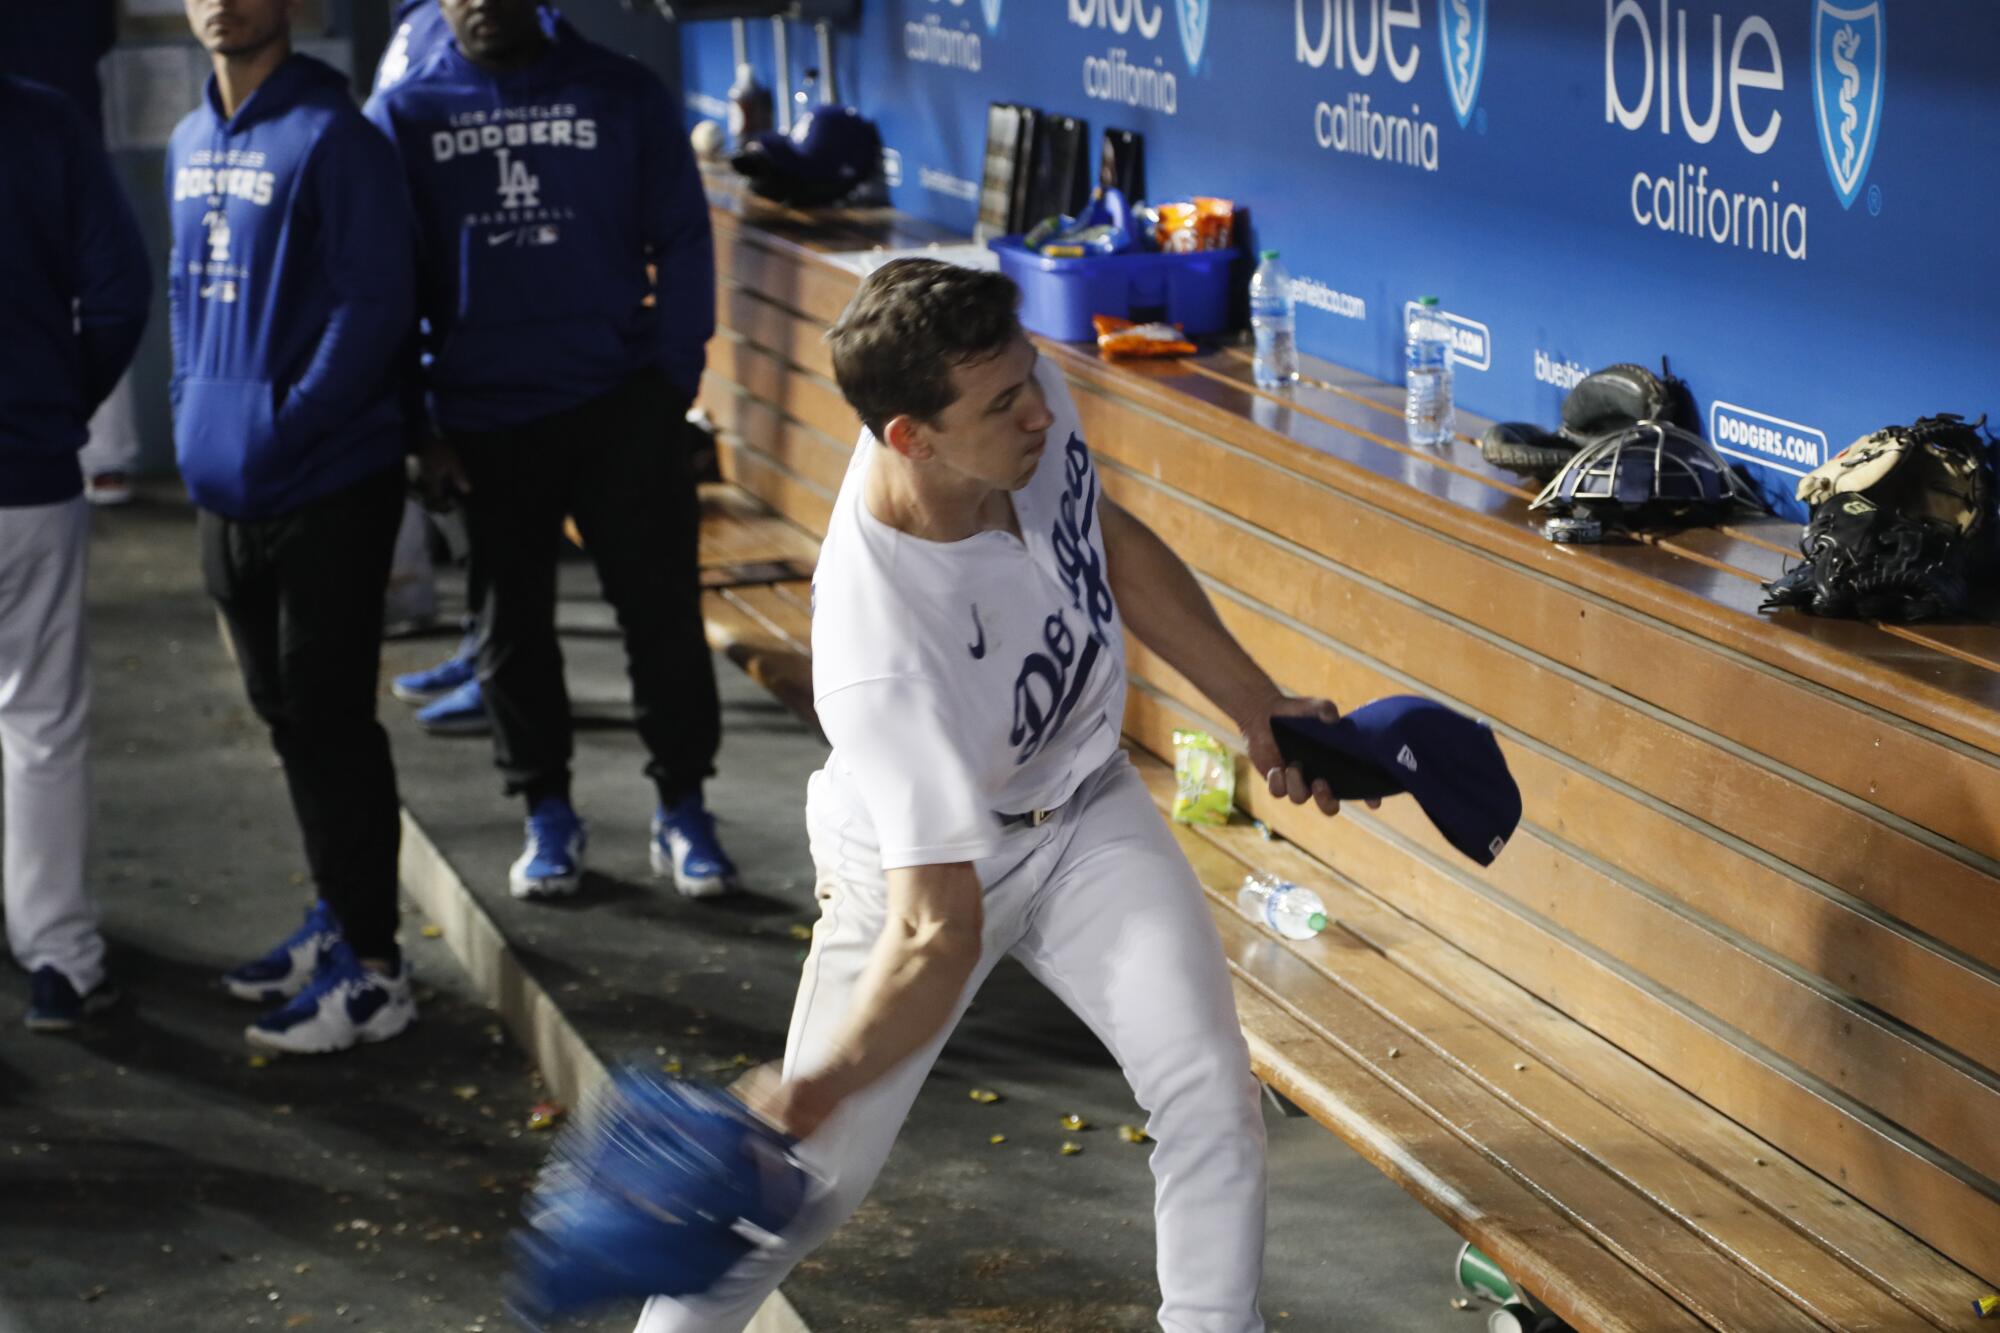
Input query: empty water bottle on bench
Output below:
<box><xmin>1237</xmin><ymin>872</ymin><xmax>1328</xmax><ymax>940</ymax></box>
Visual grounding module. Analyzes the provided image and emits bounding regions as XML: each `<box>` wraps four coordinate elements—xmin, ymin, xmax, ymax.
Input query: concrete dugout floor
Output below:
<box><xmin>2</xmin><ymin>492</ymin><xmax>1466</xmax><ymax>1332</ymax></box>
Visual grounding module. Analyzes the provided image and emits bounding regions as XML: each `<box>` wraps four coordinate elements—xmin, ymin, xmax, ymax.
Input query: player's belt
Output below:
<box><xmin>996</xmin><ymin>806</ymin><xmax>1056</xmax><ymax>828</ymax></box>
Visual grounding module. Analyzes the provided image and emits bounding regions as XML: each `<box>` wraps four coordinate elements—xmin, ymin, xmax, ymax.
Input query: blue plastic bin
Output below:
<box><xmin>988</xmin><ymin>238</ymin><xmax>1235</xmax><ymax>342</ymax></box>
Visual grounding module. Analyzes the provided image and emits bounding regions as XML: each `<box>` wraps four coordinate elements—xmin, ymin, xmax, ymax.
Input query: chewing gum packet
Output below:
<box><xmin>1093</xmin><ymin>315</ymin><xmax>1196</xmax><ymax>360</ymax></box>
<box><xmin>1172</xmin><ymin>729</ymin><xmax>1235</xmax><ymax>826</ymax></box>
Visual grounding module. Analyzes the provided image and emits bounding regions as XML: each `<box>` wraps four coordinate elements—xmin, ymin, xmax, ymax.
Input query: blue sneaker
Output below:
<box><xmin>415</xmin><ymin>677</ymin><xmax>490</xmax><ymax>736</ymax></box>
<box><xmin>511</xmin><ymin>797</ymin><xmax>586</xmax><ymax>900</ymax></box>
<box><xmin>246</xmin><ymin>940</ymin><xmax>416</xmax><ymax>1055</ymax></box>
<box><xmin>650</xmin><ymin>796</ymin><xmax>738</xmax><ymax>899</ymax></box>
<box><xmin>391</xmin><ymin>638</ymin><xmax>477</xmax><ymax>705</ymax></box>
<box><xmin>25</xmin><ymin>966</ymin><xmax>121</xmax><ymax>1033</ymax></box>
<box><xmin>222</xmin><ymin>899</ymin><xmax>341</xmax><ymax>1003</ymax></box>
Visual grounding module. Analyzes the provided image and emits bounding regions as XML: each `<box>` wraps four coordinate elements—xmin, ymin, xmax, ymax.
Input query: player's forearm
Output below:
<box><xmin>782</xmin><ymin>868</ymin><xmax>984</xmax><ymax>1129</ymax></box>
<box><xmin>1110</xmin><ymin>508</ymin><xmax>1281</xmax><ymax>729</ymax></box>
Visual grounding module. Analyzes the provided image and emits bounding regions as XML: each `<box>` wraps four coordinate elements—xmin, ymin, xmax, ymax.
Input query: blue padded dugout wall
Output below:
<box><xmin>682</xmin><ymin>1</ymin><xmax>1993</xmax><ymax>522</ymax></box>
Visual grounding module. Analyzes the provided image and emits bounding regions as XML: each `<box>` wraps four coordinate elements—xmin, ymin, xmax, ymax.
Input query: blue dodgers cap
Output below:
<box><xmin>1270</xmin><ymin>695</ymin><xmax>1522</xmax><ymax>867</ymax></box>
<box><xmin>732</xmin><ymin>106</ymin><xmax>882</xmax><ymax>207</ymax></box>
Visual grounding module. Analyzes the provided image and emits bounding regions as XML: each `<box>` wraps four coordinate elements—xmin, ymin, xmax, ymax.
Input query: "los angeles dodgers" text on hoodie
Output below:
<box><xmin>363</xmin><ymin>32</ymin><xmax>714</xmax><ymax>432</ymax></box>
<box><xmin>167</xmin><ymin>53</ymin><xmax>415</xmax><ymax>521</ymax></box>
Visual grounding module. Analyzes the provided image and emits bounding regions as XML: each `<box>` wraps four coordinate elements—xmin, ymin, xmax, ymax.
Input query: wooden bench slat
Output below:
<box><xmin>698</xmin><ymin>581</ymin><xmax>817</xmax><ymax>727</ymax></box>
<box><xmin>1134</xmin><ymin>758</ymin><xmax>1986</xmax><ymax>1325</ymax></box>
<box><xmin>700</xmin><ymin>516</ymin><xmax>816</xmax><ymax>568</ymax></box>
<box><xmin>725</xmin><ymin>582</ymin><xmax>813</xmax><ymax>653</ymax></box>
<box><xmin>703</xmin><ymin>374</ymin><xmax>854</xmax><ymax>499</ymax></box>
<box><xmin>706</xmin><ymin>335</ymin><xmax>859</xmax><ymax>447</ymax></box>
<box><xmin>714</xmin><ymin>227</ymin><xmax>856</xmax><ymax>327</ymax></box>
<box><xmin>716</xmin><ymin>286</ymin><xmax>838</xmax><ymax>381</ymax></box>
<box><xmin>1124</xmin><ymin>684</ymin><xmax>2000</xmax><ymax>1285</ymax></box>
<box><xmin>714</xmin><ymin>431</ymin><xmax>836</xmax><ymax>537</ymax></box>
<box><xmin>1228</xmin><ymin>984</ymin><xmax>1713</xmax><ymax>1333</ymax></box>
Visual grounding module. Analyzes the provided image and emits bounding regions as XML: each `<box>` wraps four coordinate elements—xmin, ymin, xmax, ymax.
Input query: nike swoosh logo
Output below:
<box><xmin>968</xmin><ymin>604</ymin><xmax>986</xmax><ymax>660</ymax></box>
<box><xmin>487</xmin><ymin>230</ymin><xmax>518</xmax><ymax>246</ymax></box>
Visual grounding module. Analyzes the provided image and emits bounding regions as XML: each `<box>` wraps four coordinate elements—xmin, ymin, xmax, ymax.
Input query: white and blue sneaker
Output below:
<box><xmin>391</xmin><ymin>636</ymin><xmax>477</xmax><ymax>705</ymax></box>
<box><xmin>414</xmin><ymin>677</ymin><xmax>490</xmax><ymax>736</ymax></box>
<box><xmin>245</xmin><ymin>941</ymin><xmax>415</xmax><ymax>1055</ymax></box>
<box><xmin>511</xmin><ymin>797</ymin><xmax>586</xmax><ymax>900</ymax></box>
<box><xmin>222</xmin><ymin>899</ymin><xmax>341</xmax><ymax>1003</ymax></box>
<box><xmin>650</xmin><ymin>796</ymin><xmax>739</xmax><ymax>899</ymax></box>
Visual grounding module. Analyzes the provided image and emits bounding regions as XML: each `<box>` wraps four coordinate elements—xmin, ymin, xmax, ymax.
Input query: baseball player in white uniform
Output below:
<box><xmin>636</xmin><ymin>259</ymin><xmax>1346</xmax><ymax>1333</ymax></box>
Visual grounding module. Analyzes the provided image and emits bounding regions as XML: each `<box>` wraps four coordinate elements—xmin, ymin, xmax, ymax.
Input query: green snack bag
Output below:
<box><xmin>1171</xmin><ymin>729</ymin><xmax>1235</xmax><ymax>826</ymax></box>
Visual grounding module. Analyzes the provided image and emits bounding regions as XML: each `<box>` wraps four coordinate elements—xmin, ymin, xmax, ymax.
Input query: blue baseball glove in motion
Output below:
<box><xmin>507</xmin><ymin>1068</ymin><xmax>809</xmax><ymax>1325</ymax></box>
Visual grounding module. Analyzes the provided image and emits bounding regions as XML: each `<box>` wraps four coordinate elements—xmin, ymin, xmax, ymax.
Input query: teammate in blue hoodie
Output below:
<box><xmin>0</xmin><ymin>74</ymin><xmax>148</xmax><ymax>1031</ymax></box>
<box><xmin>167</xmin><ymin>0</ymin><xmax>420</xmax><ymax>1054</ymax></box>
<box><xmin>367</xmin><ymin>0</ymin><xmax>736</xmax><ymax>903</ymax></box>
<box><xmin>376</xmin><ymin>0</ymin><xmax>577</xmax><ymax>739</ymax></box>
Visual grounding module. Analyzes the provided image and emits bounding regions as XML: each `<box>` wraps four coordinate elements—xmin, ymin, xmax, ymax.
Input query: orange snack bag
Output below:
<box><xmin>1192</xmin><ymin>197</ymin><xmax>1234</xmax><ymax>251</ymax></box>
<box><xmin>1154</xmin><ymin>202</ymin><xmax>1199</xmax><ymax>253</ymax></box>
<box><xmin>1151</xmin><ymin>198</ymin><xmax>1236</xmax><ymax>253</ymax></box>
<box><xmin>1094</xmin><ymin>314</ymin><xmax>1196</xmax><ymax>359</ymax></box>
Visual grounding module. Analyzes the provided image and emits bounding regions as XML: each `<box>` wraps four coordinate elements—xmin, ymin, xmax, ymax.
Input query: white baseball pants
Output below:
<box><xmin>78</xmin><ymin>372</ymin><xmax>140</xmax><ymax>481</ymax></box>
<box><xmin>636</xmin><ymin>751</ymin><xmax>1267</xmax><ymax>1333</ymax></box>
<box><xmin>0</xmin><ymin>497</ymin><xmax>105</xmax><ymax>994</ymax></box>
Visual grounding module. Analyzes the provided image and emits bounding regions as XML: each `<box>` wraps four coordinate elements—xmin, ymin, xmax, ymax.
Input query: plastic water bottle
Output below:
<box><xmin>1405</xmin><ymin>295</ymin><xmax>1455</xmax><ymax>445</ymax></box>
<box><xmin>1250</xmin><ymin>251</ymin><xmax>1299</xmax><ymax>390</ymax></box>
<box><xmin>1237</xmin><ymin>872</ymin><xmax>1328</xmax><ymax>940</ymax></box>
<box><xmin>727</xmin><ymin>62</ymin><xmax>772</xmax><ymax>148</ymax></box>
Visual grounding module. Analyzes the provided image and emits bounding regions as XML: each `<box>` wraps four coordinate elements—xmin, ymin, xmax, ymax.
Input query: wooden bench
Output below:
<box><xmin>695</xmin><ymin>481</ymin><xmax>819</xmax><ymax>728</ymax></box>
<box><xmin>695</xmin><ymin>194</ymin><xmax>2000</xmax><ymax>1329</ymax></box>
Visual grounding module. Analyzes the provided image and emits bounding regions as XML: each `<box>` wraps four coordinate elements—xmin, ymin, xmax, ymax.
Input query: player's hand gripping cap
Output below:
<box><xmin>1271</xmin><ymin>696</ymin><xmax>1523</xmax><ymax>867</ymax></box>
<box><xmin>507</xmin><ymin>1069</ymin><xmax>809</xmax><ymax>1325</ymax></box>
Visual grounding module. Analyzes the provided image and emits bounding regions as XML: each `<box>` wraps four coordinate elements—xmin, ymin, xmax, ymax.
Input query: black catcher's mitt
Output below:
<box><xmin>1761</xmin><ymin>414</ymin><xmax>1993</xmax><ymax>623</ymax></box>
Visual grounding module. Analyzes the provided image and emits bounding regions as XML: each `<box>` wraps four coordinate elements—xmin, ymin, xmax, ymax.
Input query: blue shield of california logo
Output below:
<box><xmin>1813</xmin><ymin>0</ymin><xmax>1885</xmax><ymax>209</ymax></box>
<box><xmin>1176</xmin><ymin>0</ymin><xmax>1208</xmax><ymax>71</ymax></box>
<box><xmin>1439</xmin><ymin>0</ymin><xmax>1487</xmax><ymax>128</ymax></box>
<box><xmin>980</xmin><ymin>0</ymin><xmax>1001</xmax><ymax>34</ymax></box>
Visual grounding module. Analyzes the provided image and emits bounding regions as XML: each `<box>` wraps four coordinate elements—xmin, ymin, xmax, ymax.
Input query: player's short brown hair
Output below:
<box><xmin>825</xmin><ymin>259</ymin><xmax>1023</xmax><ymax>441</ymax></box>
